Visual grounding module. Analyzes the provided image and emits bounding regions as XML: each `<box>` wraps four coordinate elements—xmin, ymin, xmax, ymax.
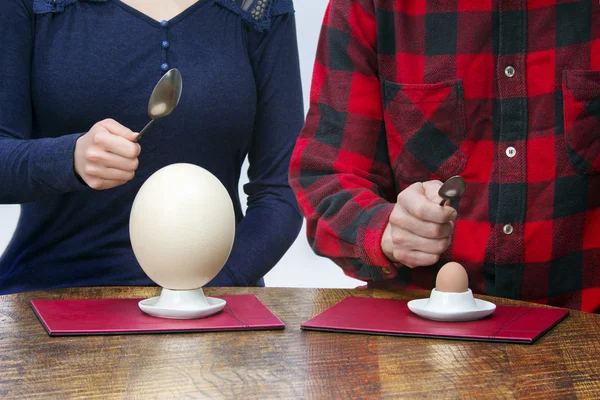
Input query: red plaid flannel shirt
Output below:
<box><xmin>289</xmin><ymin>0</ymin><xmax>600</xmax><ymax>312</ymax></box>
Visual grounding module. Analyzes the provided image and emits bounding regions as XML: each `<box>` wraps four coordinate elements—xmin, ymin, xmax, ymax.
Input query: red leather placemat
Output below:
<box><xmin>31</xmin><ymin>294</ymin><xmax>284</xmax><ymax>336</ymax></box>
<box><xmin>301</xmin><ymin>296</ymin><xmax>569</xmax><ymax>344</ymax></box>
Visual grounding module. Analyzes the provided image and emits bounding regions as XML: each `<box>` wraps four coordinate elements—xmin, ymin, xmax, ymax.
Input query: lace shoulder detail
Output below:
<box><xmin>33</xmin><ymin>0</ymin><xmax>106</xmax><ymax>15</ymax></box>
<box><xmin>214</xmin><ymin>0</ymin><xmax>294</xmax><ymax>32</ymax></box>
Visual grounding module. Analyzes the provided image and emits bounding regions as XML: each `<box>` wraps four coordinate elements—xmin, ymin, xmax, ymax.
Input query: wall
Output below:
<box><xmin>0</xmin><ymin>0</ymin><xmax>364</xmax><ymax>289</ymax></box>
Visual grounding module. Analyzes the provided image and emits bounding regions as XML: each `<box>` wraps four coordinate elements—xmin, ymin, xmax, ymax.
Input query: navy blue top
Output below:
<box><xmin>0</xmin><ymin>0</ymin><xmax>304</xmax><ymax>294</ymax></box>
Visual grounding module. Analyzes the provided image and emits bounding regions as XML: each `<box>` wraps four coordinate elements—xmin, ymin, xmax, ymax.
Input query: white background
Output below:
<box><xmin>0</xmin><ymin>1</ymin><xmax>364</xmax><ymax>289</ymax></box>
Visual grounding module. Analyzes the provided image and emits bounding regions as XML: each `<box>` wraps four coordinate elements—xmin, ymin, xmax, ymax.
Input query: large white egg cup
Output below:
<box><xmin>408</xmin><ymin>289</ymin><xmax>496</xmax><ymax>322</ymax></box>
<box><xmin>138</xmin><ymin>288</ymin><xmax>226</xmax><ymax>320</ymax></box>
<box><xmin>129</xmin><ymin>163</ymin><xmax>236</xmax><ymax>320</ymax></box>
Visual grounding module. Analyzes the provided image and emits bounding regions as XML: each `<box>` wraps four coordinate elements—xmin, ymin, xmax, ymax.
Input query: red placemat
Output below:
<box><xmin>31</xmin><ymin>294</ymin><xmax>284</xmax><ymax>336</ymax></box>
<box><xmin>301</xmin><ymin>296</ymin><xmax>569</xmax><ymax>344</ymax></box>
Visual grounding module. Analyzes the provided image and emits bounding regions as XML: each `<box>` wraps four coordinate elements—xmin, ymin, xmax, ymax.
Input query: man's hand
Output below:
<box><xmin>381</xmin><ymin>180</ymin><xmax>457</xmax><ymax>268</ymax></box>
<box><xmin>74</xmin><ymin>119</ymin><xmax>141</xmax><ymax>190</ymax></box>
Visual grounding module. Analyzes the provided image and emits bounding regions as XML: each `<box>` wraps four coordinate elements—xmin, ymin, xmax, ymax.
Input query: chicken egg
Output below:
<box><xmin>435</xmin><ymin>262</ymin><xmax>469</xmax><ymax>293</ymax></box>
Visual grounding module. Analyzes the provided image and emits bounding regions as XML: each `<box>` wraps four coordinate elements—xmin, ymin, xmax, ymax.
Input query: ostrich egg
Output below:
<box><xmin>129</xmin><ymin>163</ymin><xmax>235</xmax><ymax>290</ymax></box>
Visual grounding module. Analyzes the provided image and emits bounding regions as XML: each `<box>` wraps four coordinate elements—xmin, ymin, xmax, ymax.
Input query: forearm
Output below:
<box><xmin>289</xmin><ymin>0</ymin><xmax>401</xmax><ymax>278</ymax></box>
<box><xmin>207</xmin><ymin>194</ymin><xmax>303</xmax><ymax>286</ymax></box>
<box><xmin>0</xmin><ymin>134</ymin><xmax>86</xmax><ymax>204</ymax></box>
<box><xmin>302</xmin><ymin>180</ymin><xmax>397</xmax><ymax>274</ymax></box>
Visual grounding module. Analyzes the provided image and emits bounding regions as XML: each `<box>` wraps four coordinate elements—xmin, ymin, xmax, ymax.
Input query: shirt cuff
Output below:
<box><xmin>358</xmin><ymin>202</ymin><xmax>402</xmax><ymax>278</ymax></box>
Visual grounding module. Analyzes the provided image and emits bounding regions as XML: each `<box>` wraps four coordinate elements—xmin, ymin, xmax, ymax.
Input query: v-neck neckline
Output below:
<box><xmin>112</xmin><ymin>0</ymin><xmax>210</xmax><ymax>28</ymax></box>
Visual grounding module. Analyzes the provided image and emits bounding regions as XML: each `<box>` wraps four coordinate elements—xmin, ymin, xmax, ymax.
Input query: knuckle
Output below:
<box><xmin>442</xmin><ymin>237</ymin><xmax>451</xmax><ymax>251</ymax></box>
<box><xmin>388</xmin><ymin>209</ymin><xmax>404</xmax><ymax>226</ymax></box>
<box><xmin>83</xmin><ymin>165</ymin><xmax>96</xmax><ymax>176</ymax></box>
<box><xmin>427</xmin><ymin>223</ymin><xmax>441</xmax><ymax>238</ymax></box>
<box><xmin>89</xmin><ymin>179</ymin><xmax>103</xmax><ymax>190</ymax></box>
<box><xmin>428</xmin><ymin>253</ymin><xmax>441</xmax><ymax>265</ymax></box>
<box><xmin>430</xmin><ymin>180</ymin><xmax>444</xmax><ymax>189</ymax></box>
<box><xmin>132</xmin><ymin>158</ymin><xmax>139</xmax><ymax>170</ymax></box>
<box><xmin>92</xmin><ymin>131</ymin><xmax>105</xmax><ymax>145</ymax></box>
<box><xmin>410</xmin><ymin>252</ymin><xmax>439</xmax><ymax>267</ymax></box>
<box><xmin>413</xmin><ymin>203</ymin><xmax>426</xmax><ymax>220</ymax></box>
<box><xmin>405</xmin><ymin>253</ymin><xmax>422</xmax><ymax>267</ymax></box>
<box><xmin>85</xmin><ymin>149</ymin><xmax>101</xmax><ymax>162</ymax></box>
<box><xmin>399</xmin><ymin>184</ymin><xmax>416</xmax><ymax>200</ymax></box>
<box><xmin>397</xmin><ymin>187</ymin><xmax>411</xmax><ymax>202</ymax></box>
<box><xmin>394</xmin><ymin>249</ymin><xmax>408</xmax><ymax>264</ymax></box>
<box><xmin>390</xmin><ymin>229</ymin><xmax>405</xmax><ymax>246</ymax></box>
<box><xmin>436</xmin><ymin>239</ymin><xmax>448</xmax><ymax>254</ymax></box>
<box><xmin>423</xmin><ymin>180</ymin><xmax>441</xmax><ymax>190</ymax></box>
<box><xmin>401</xmin><ymin>250</ymin><xmax>419</xmax><ymax>265</ymax></box>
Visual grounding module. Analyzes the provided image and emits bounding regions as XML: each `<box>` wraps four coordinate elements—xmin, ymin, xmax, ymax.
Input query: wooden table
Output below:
<box><xmin>1</xmin><ymin>287</ymin><xmax>599</xmax><ymax>399</ymax></box>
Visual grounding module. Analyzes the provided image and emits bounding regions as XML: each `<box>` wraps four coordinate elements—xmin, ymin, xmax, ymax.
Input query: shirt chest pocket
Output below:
<box><xmin>382</xmin><ymin>79</ymin><xmax>467</xmax><ymax>183</ymax></box>
<box><xmin>562</xmin><ymin>70</ymin><xmax>600</xmax><ymax>175</ymax></box>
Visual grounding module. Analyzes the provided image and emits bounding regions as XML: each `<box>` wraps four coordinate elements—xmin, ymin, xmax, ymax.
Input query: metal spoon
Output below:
<box><xmin>438</xmin><ymin>175</ymin><xmax>466</xmax><ymax>206</ymax></box>
<box><xmin>134</xmin><ymin>68</ymin><xmax>183</xmax><ymax>143</ymax></box>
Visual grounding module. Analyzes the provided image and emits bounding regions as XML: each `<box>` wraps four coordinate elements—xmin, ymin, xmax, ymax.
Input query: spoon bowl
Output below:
<box><xmin>438</xmin><ymin>175</ymin><xmax>466</xmax><ymax>205</ymax></box>
<box><xmin>134</xmin><ymin>68</ymin><xmax>183</xmax><ymax>143</ymax></box>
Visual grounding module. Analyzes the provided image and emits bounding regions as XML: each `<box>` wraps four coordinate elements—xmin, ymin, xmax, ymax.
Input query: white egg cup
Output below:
<box><xmin>138</xmin><ymin>287</ymin><xmax>226</xmax><ymax>320</ymax></box>
<box><xmin>408</xmin><ymin>288</ymin><xmax>496</xmax><ymax>322</ymax></box>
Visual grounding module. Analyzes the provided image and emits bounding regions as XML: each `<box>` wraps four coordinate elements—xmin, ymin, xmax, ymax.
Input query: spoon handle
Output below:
<box><xmin>134</xmin><ymin>119</ymin><xmax>154</xmax><ymax>143</ymax></box>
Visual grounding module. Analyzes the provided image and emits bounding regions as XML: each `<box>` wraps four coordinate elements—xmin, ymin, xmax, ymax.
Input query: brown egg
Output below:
<box><xmin>435</xmin><ymin>262</ymin><xmax>469</xmax><ymax>293</ymax></box>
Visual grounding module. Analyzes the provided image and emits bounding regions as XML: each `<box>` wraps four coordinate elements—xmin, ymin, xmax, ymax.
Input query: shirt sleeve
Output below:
<box><xmin>0</xmin><ymin>0</ymin><xmax>86</xmax><ymax>205</ymax></box>
<box><xmin>207</xmin><ymin>7</ymin><xmax>304</xmax><ymax>286</ymax></box>
<box><xmin>288</xmin><ymin>0</ymin><xmax>401</xmax><ymax>281</ymax></box>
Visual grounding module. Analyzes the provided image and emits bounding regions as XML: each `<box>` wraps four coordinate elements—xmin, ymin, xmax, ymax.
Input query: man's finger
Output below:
<box><xmin>399</xmin><ymin>250</ymin><xmax>441</xmax><ymax>268</ymax></box>
<box><xmin>394</xmin><ymin>211</ymin><xmax>454</xmax><ymax>239</ymax></box>
<box><xmin>422</xmin><ymin>180</ymin><xmax>446</xmax><ymax>204</ymax></box>
<box><xmin>400</xmin><ymin>185</ymin><xmax>457</xmax><ymax>224</ymax></box>
<box><xmin>391</xmin><ymin>226</ymin><xmax>451</xmax><ymax>253</ymax></box>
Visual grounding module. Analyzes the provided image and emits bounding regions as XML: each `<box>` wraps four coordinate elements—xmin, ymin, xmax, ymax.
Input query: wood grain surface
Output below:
<box><xmin>0</xmin><ymin>287</ymin><xmax>599</xmax><ymax>399</ymax></box>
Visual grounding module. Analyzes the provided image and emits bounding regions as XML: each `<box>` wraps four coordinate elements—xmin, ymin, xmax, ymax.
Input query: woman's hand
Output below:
<box><xmin>74</xmin><ymin>119</ymin><xmax>141</xmax><ymax>190</ymax></box>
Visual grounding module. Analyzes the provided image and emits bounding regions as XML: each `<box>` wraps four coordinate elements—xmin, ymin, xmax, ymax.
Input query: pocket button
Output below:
<box><xmin>506</xmin><ymin>146</ymin><xmax>516</xmax><ymax>158</ymax></box>
<box><xmin>503</xmin><ymin>224</ymin><xmax>514</xmax><ymax>235</ymax></box>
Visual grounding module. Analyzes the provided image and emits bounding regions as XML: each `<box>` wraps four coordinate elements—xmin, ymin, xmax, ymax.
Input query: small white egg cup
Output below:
<box><xmin>138</xmin><ymin>288</ymin><xmax>226</xmax><ymax>319</ymax></box>
<box><xmin>407</xmin><ymin>288</ymin><xmax>496</xmax><ymax>322</ymax></box>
